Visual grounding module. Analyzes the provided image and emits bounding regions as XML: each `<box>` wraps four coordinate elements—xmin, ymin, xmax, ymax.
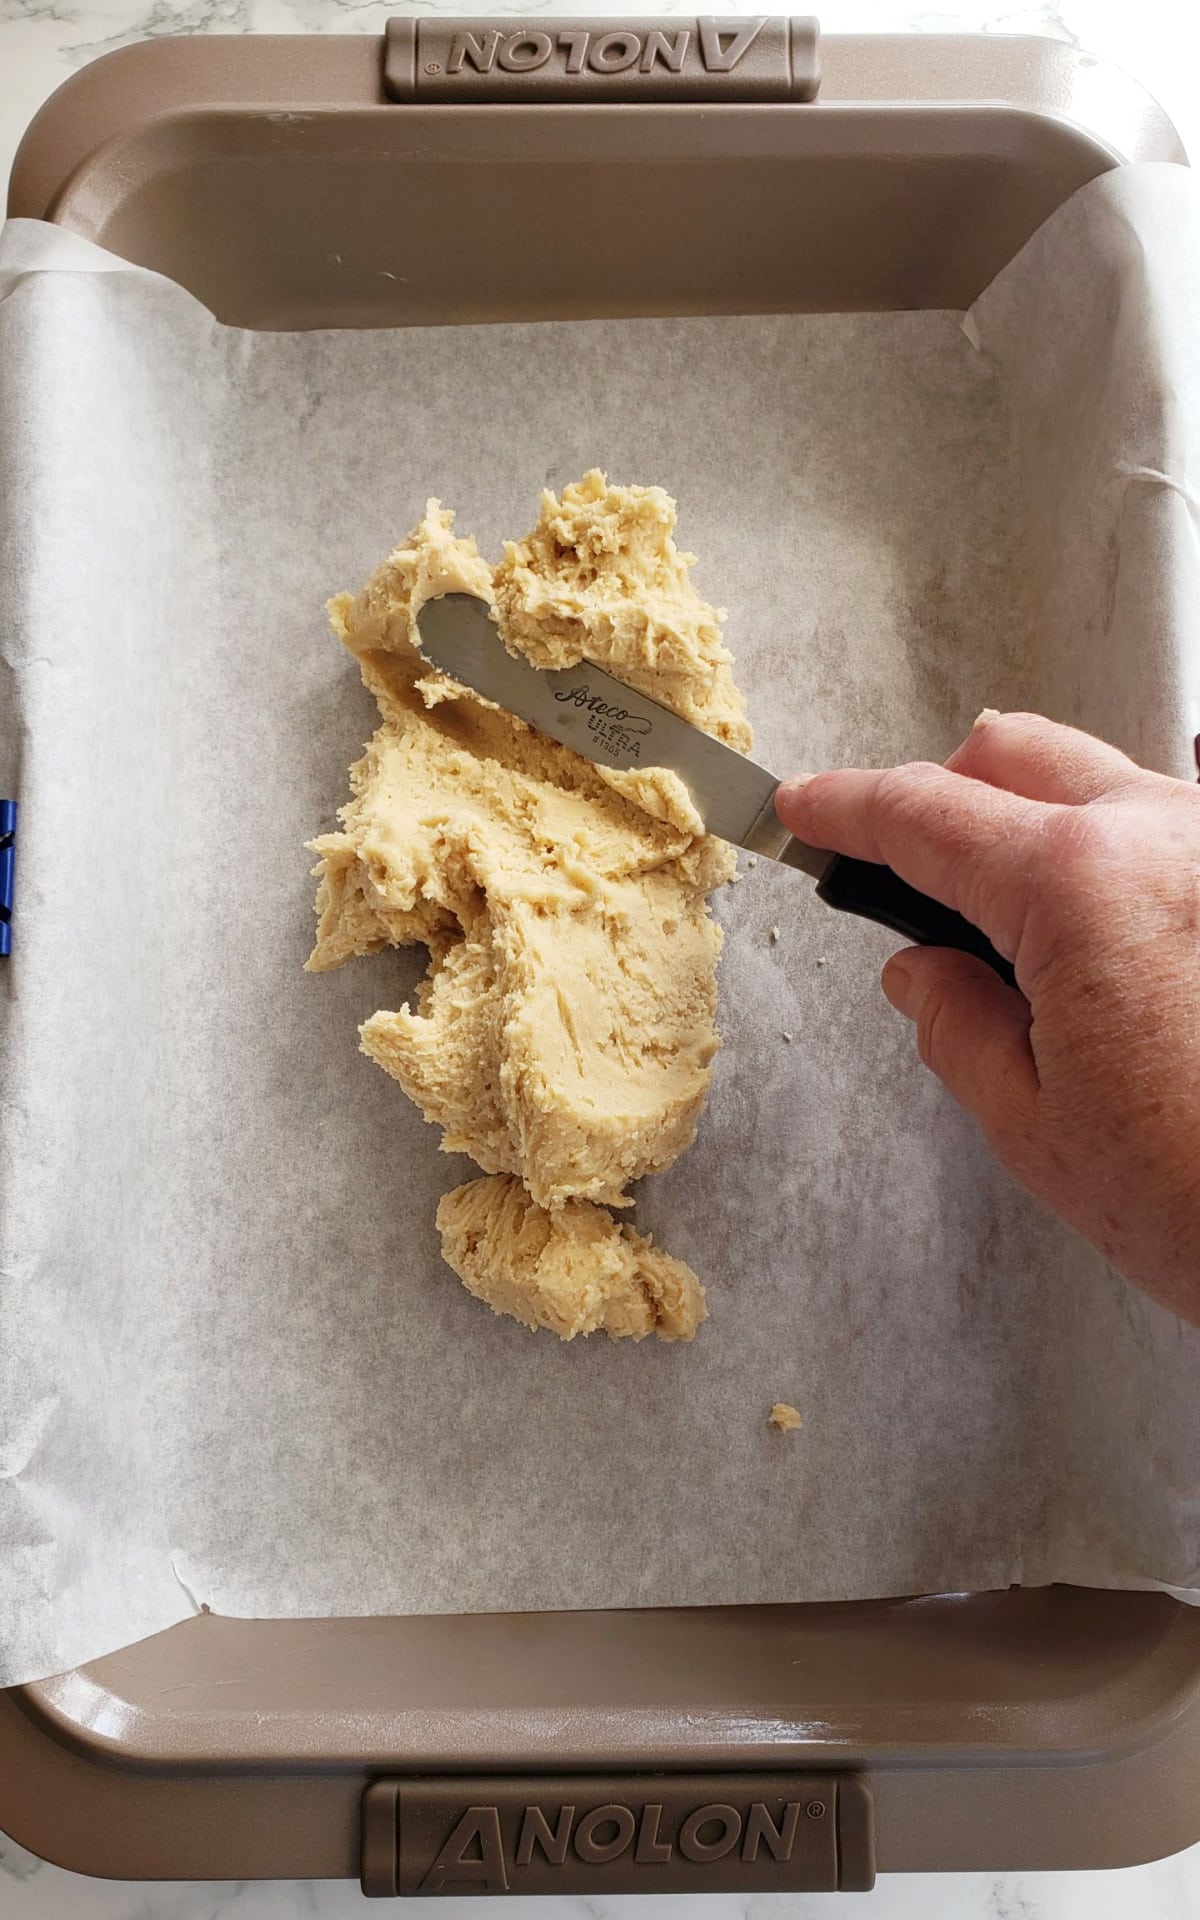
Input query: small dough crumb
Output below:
<box><xmin>974</xmin><ymin>706</ymin><xmax>1001</xmax><ymax>728</ymax></box>
<box><xmin>817</xmin><ymin>957</ymin><xmax>827</xmax><ymax>967</ymax></box>
<box><xmin>782</xmin><ymin>1031</ymin><xmax>793</xmax><ymax>1043</ymax></box>
<box><xmin>769</xmin><ymin>926</ymin><xmax>781</xmax><ymax>944</ymax></box>
<box><xmin>768</xmin><ymin>1402</ymin><xmax>804</xmax><ymax>1432</ymax></box>
<box><xmin>747</xmin><ymin>857</ymin><xmax>757</xmax><ymax>867</ymax></box>
<box><xmin>438</xmin><ymin>1175</ymin><xmax>706</xmax><ymax>1341</ymax></box>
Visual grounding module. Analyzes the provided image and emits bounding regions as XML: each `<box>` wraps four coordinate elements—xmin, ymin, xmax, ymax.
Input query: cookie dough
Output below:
<box><xmin>437</xmin><ymin>1175</ymin><xmax>705</xmax><ymax>1341</ymax></box>
<box><xmin>308</xmin><ymin>472</ymin><xmax>749</xmax><ymax>1340</ymax></box>
<box><xmin>493</xmin><ymin>473</ymin><xmax>751</xmax><ymax>754</ymax></box>
<box><xmin>768</xmin><ymin>1402</ymin><xmax>804</xmax><ymax>1432</ymax></box>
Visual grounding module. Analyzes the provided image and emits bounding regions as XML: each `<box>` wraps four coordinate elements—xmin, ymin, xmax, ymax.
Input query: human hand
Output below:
<box><xmin>775</xmin><ymin>713</ymin><xmax>1200</xmax><ymax>1323</ymax></box>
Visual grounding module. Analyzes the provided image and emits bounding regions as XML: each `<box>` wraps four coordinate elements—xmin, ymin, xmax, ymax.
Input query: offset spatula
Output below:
<box><xmin>417</xmin><ymin>595</ymin><xmax>1016</xmax><ymax>989</ymax></box>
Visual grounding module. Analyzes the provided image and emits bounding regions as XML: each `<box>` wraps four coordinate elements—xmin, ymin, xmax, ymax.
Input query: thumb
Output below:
<box><xmin>882</xmin><ymin>946</ymin><xmax>1039</xmax><ymax>1152</ymax></box>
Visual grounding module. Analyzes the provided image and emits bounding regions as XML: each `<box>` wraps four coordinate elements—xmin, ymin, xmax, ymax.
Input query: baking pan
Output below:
<box><xmin>4</xmin><ymin>20</ymin><xmax>1199</xmax><ymax>1893</ymax></box>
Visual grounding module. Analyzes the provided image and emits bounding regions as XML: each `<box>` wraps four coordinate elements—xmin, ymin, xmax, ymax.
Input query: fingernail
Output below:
<box><xmin>775</xmin><ymin>774</ymin><xmax>812</xmax><ymax>816</ymax></box>
<box><xmin>881</xmin><ymin>953</ymin><xmax>915</xmax><ymax>1013</ymax></box>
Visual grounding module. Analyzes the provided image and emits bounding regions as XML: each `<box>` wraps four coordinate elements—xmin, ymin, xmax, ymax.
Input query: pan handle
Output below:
<box><xmin>362</xmin><ymin>1770</ymin><xmax>873</xmax><ymax>1897</ymax></box>
<box><xmin>383</xmin><ymin>16</ymin><xmax>820</xmax><ymax>105</ymax></box>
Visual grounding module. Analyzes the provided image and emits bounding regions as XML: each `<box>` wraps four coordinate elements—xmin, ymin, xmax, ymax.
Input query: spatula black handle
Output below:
<box><xmin>815</xmin><ymin>854</ymin><xmax>1018</xmax><ymax>990</ymax></box>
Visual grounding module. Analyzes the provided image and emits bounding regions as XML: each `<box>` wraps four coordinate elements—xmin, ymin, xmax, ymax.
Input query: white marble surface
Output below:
<box><xmin>0</xmin><ymin>1837</ymin><xmax>1199</xmax><ymax>1920</ymax></box>
<box><xmin>3</xmin><ymin>0</ymin><xmax>1200</xmax><ymax>1913</ymax></box>
<box><xmin>0</xmin><ymin>1841</ymin><xmax>1197</xmax><ymax>1920</ymax></box>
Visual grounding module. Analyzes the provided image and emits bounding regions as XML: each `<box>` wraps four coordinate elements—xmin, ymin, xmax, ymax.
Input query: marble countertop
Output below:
<box><xmin>3</xmin><ymin>0</ymin><xmax>1200</xmax><ymax>1913</ymax></box>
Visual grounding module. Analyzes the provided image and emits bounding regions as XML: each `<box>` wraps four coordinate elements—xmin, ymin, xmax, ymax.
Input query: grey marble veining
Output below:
<box><xmin>3</xmin><ymin>0</ymin><xmax>1200</xmax><ymax>1915</ymax></box>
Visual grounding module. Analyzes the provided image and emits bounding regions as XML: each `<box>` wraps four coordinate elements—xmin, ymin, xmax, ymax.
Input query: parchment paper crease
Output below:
<box><xmin>2</xmin><ymin>164</ymin><xmax>1200</xmax><ymax>1687</ymax></box>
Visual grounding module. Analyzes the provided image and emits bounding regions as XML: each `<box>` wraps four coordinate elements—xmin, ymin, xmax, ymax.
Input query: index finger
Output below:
<box><xmin>775</xmin><ymin>762</ymin><xmax>1049</xmax><ymax>959</ymax></box>
<box><xmin>946</xmin><ymin>709</ymin><xmax>1143</xmax><ymax>804</ymax></box>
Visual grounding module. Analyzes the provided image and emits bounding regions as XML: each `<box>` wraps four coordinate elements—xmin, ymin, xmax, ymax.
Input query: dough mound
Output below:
<box><xmin>437</xmin><ymin>1175</ymin><xmax>706</xmax><ymax>1342</ymax></box>
<box><xmin>308</xmin><ymin>473</ymin><xmax>748</xmax><ymax>1341</ymax></box>
<box><xmin>494</xmin><ymin>470</ymin><xmax>751</xmax><ymax>754</ymax></box>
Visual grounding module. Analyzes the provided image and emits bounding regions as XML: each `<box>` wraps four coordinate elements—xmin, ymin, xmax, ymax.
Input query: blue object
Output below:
<box><xmin>0</xmin><ymin>799</ymin><xmax>16</xmax><ymax>958</ymax></box>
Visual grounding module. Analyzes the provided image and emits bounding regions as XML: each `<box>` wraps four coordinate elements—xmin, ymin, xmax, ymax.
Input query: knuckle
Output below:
<box><xmin>1029</xmin><ymin>793</ymin><xmax>1200</xmax><ymax>979</ymax></box>
<box><xmin>1044</xmin><ymin>804</ymin><xmax>1128</xmax><ymax>896</ymax></box>
<box><xmin>868</xmin><ymin>761</ymin><xmax>944</xmax><ymax>838</ymax></box>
